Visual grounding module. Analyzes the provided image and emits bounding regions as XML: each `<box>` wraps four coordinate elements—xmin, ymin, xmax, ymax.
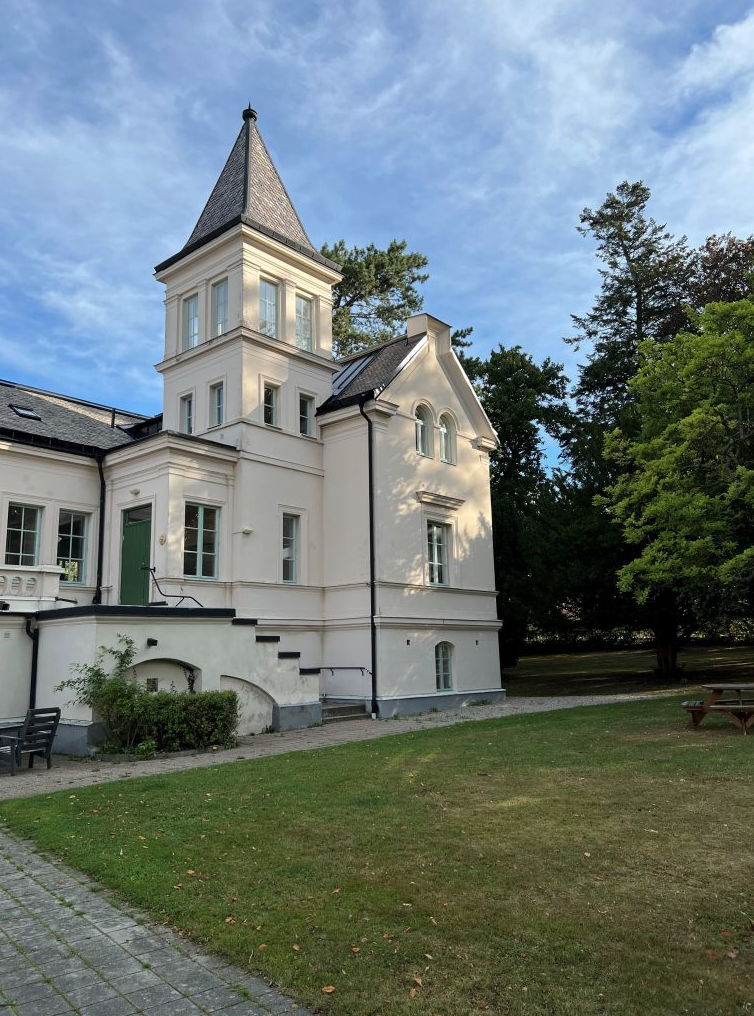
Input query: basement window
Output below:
<box><xmin>9</xmin><ymin>404</ymin><xmax>41</xmax><ymax>421</ymax></box>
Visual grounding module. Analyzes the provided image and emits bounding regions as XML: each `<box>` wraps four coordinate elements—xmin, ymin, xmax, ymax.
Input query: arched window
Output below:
<box><xmin>439</xmin><ymin>414</ymin><xmax>455</xmax><ymax>463</ymax></box>
<box><xmin>415</xmin><ymin>405</ymin><xmax>430</xmax><ymax>455</ymax></box>
<box><xmin>435</xmin><ymin>642</ymin><xmax>453</xmax><ymax>691</ymax></box>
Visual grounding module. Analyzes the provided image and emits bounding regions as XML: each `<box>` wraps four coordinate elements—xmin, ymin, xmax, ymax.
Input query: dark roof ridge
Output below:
<box><xmin>0</xmin><ymin>378</ymin><xmax>145</xmax><ymax>420</ymax></box>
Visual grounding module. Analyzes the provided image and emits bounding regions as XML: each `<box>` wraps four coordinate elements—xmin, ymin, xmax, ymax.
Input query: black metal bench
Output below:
<box><xmin>0</xmin><ymin>708</ymin><xmax>61</xmax><ymax>775</ymax></box>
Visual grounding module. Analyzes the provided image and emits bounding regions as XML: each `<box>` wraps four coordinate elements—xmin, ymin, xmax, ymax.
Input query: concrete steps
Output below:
<box><xmin>321</xmin><ymin>699</ymin><xmax>370</xmax><ymax>724</ymax></box>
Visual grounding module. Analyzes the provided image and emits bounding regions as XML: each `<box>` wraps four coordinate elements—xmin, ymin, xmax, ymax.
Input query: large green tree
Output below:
<box><xmin>604</xmin><ymin>299</ymin><xmax>754</xmax><ymax>672</ymax></box>
<box><xmin>321</xmin><ymin>239</ymin><xmax>429</xmax><ymax>358</ymax></box>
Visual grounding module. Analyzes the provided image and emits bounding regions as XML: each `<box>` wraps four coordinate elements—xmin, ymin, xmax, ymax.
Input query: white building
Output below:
<box><xmin>0</xmin><ymin>109</ymin><xmax>502</xmax><ymax>752</ymax></box>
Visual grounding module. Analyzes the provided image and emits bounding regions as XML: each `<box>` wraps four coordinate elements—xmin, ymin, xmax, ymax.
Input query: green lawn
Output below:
<box><xmin>506</xmin><ymin>643</ymin><xmax>754</xmax><ymax>695</ymax></box>
<box><xmin>1</xmin><ymin>697</ymin><xmax>753</xmax><ymax>1015</ymax></box>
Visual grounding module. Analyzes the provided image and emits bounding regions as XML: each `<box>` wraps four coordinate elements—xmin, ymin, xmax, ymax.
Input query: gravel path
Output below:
<box><xmin>0</xmin><ymin>692</ymin><xmax>668</xmax><ymax>802</ymax></box>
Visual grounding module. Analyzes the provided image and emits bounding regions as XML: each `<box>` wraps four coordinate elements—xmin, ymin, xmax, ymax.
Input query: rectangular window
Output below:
<box><xmin>182</xmin><ymin>293</ymin><xmax>199</xmax><ymax>349</ymax></box>
<box><xmin>5</xmin><ymin>503</ymin><xmax>40</xmax><ymax>566</ymax></box>
<box><xmin>211</xmin><ymin>278</ymin><xmax>228</xmax><ymax>337</ymax></box>
<box><xmin>427</xmin><ymin>521</ymin><xmax>450</xmax><ymax>586</ymax></box>
<box><xmin>57</xmin><ymin>510</ymin><xmax>88</xmax><ymax>583</ymax></box>
<box><xmin>184</xmin><ymin>503</ymin><xmax>219</xmax><ymax>578</ymax></box>
<box><xmin>259</xmin><ymin>280</ymin><xmax>279</xmax><ymax>337</ymax></box>
<box><xmin>295</xmin><ymin>295</ymin><xmax>313</xmax><ymax>350</ymax></box>
<box><xmin>299</xmin><ymin>394</ymin><xmax>314</xmax><ymax>436</ymax></box>
<box><xmin>263</xmin><ymin>383</ymin><xmax>279</xmax><ymax>427</ymax></box>
<box><xmin>209</xmin><ymin>382</ymin><xmax>224</xmax><ymax>427</ymax></box>
<box><xmin>282</xmin><ymin>513</ymin><xmax>298</xmax><ymax>583</ymax></box>
<box><xmin>180</xmin><ymin>394</ymin><xmax>194</xmax><ymax>434</ymax></box>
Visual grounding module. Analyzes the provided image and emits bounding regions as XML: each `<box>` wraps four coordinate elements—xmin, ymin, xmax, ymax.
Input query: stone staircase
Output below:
<box><xmin>321</xmin><ymin>698</ymin><xmax>371</xmax><ymax>724</ymax></box>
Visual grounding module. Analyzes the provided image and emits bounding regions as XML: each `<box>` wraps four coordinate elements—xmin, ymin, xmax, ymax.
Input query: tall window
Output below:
<box><xmin>435</xmin><ymin>642</ymin><xmax>453</xmax><ymax>690</ymax></box>
<box><xmin>415</xmin><ymin>405</ymin><xmax>430</xmax><ymax>455</ymax></box>
<box><xmin>263</xmin><ymin>384</ymin><xmax>279</xmax><ymax>426</ymax></box>
<box><xmin>209</xmin><ymin>382</ymin><xmax>224</xmax><ymax>427</ymax></box>
<box><xmin>180</xmin><ymin>394</ymin><xmax>194</xmax><ymax>434</ymax></box>
<box><xmin>439</xmin><ymin>414</ymin><xmax>455</xmax><ymax>463</ymax></box>
<box><xmin>182</xmin><ymin>294</ymin><xmax>199</xmax><ymax>349</ymax></box>
<box><xmin>184</xmin><ymin>504</ymin><xmax>218</xmax><ymax>578</ymax></box>
<box><xmin>299</xmin><ymin>394</ymin><xmax>314</xmax><ymax>436</ymax></box>
<box><xmin>427</xmin><ymin>521</ymin><xmax>450</xmax><ymax>585</ymax></box>
<box><xmin>259</xmin><ymin>280</ymin><xmax>279</xmax><ymax>337</ymax></box>
<box><xmin>5</xmin><ymin>503</ymin><xmax>40</xmax><ymax>566</ymax></box>
<box><xmin>295</xmin><ymin>295</ymin><xmax>313</xmax><ymax>350</ymax></box>
<box><xmin>57</xmin><ymin>511</ymin><xmax>88</xmax><ymax>583</ymax></box>
<box><xmin>212</xmin><ymin>278</ymin><xmax>228</xmax><ymax>337</ymax></box>
<box><xmin>282</xmin><ymin>513</ymin><xmax>298</xmax><ymax>583</ymax></box>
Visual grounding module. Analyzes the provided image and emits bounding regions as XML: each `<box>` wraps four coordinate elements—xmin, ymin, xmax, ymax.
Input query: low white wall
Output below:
<box><xmin>0</xmin><ymin>614</ymin><xmax>33</xmax><ymax>718</ymax></box>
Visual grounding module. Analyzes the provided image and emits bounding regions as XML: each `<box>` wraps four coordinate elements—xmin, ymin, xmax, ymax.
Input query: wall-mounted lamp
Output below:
<box><xmin>241</xmin><ymin>526</ymin><xmax>253</xmax><ymax>535</ymax></box>
<box><xmin>146</xmin><ymin>637</ymin><xmax>159</xmax><ymax>647</ymax></box>
<box><xmin>0</xmin><ymin>601</ymin><xmax>9</xmax><ymax>612</ymax></box>
<box><xmin>129</xmin><ymin>488</ymin><xmax>140</xmax><ymax>496</ymax></box>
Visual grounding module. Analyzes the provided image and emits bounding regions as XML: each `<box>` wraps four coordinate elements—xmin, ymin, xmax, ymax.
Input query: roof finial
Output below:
<box><xmin>243</xmin><ymin>104</ymin><xmax>257</xmax><ymax>122</ymax></box>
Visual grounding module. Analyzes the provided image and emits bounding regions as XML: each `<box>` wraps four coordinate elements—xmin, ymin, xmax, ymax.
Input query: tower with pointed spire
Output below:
<box><xmin>154</xmin><ymin>107</ymin><xmax>341</xmax><ymax>442</ymax></box>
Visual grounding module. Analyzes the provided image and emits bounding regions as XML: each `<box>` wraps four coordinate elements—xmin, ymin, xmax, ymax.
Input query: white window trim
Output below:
<box><xmin>438</xmin><ymin>411</ymin><xmax>458</xmax><ymax>465</ymax></box>
<box><xmin>179</xmin><ymin>390</ymin><xmax>195</xmax><ymax>435</ymax></box>
<box><xmin>295</xmin><ymin>293</ymin><xmax>314</xmax><ymax>351</ymax></box>
<box><xmin>414</xmin><ymin>403</ymin><xmax>433</xmax><ymax>457</ymax></box>
<box><xmin>211</xmin><ymin>277</ymin><xmax>229</xmax><ymax>338</ymax></box>
<box><xmin>261</xmin><ymin>378</ymin><xmax>282</xmax><ymax>428</ymax></box>
<box><xmin>259</xmin><ymin>278</ymin><xmax>280</xmax><ymax>338</ymax></box>
<box><xmin>424</xmin><ymin>512</ymin><xmax>456</xmax><ymax>587</ymax></box>
<box><xmin>298</xmin><ymin>390</ymin><xmax>316</xmax><ymax>438</ymax></box>
<box><xmin>182</xmin><ymin>292</ymin><xmax>199</xmax><ymax>350</ymax></box>
<box><xmin>183</xmin><ymin>502</ymin><xmax>220</xmax><ymax>580</ymax></box>
<box><xmin>208</xmin><ymin>379</ymin><xmax>225</xmax><ymax>428</ymax></box>
<box><xmin>4</xmin><ymin>500</ymin><xmax>43</xmax><ymax>568</ymax></box>
<box><xmin>279</xmin><ymin>505</ymin><xmax>307</xmax><ymax>585</ymax></box>
<box><xmin>57</xmin><ymin>509</ymin><xmax>90</xmax><ymax>585</ymax></box>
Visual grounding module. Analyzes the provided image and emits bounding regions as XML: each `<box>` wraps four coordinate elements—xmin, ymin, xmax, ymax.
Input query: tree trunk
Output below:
<box><xmin>652</xmin><ymin>594</ymin><xmax>679</xmax><ymax>676</ymax></box>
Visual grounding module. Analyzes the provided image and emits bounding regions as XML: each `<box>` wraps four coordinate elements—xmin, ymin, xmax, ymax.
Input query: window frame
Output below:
<box><xmin>282</xmin><ymin>512</ymin><xmax>299</xmax><ymax>584</ymax></box>
<box><xmin>439</xmin><ymin>413</ymin><xmax>456</xmax><ymax>464</ymax></box>
<box><xmin>299</xmin><ymin>393</ymin><xmax>315</xmax><ymax>437</ymax></box>
<box><xmin>5</xmin><ymin>502</ymin><xmax>42</xmax><ymax>567</ymax></box>
<box><xmin>179</xmin><ymin>393</ymin><xmax>194</xmax><ymax>435</ymax></box>
<box><xmin>211</xmin><ymin>277</ymin><xmax>229</xmax><ymax>337</ymax></box>
<box><xmin>182</xmin><ymin>293</ymin><xmax>199</xmax><ymax>349</ymax></box>
<box><xmin>263</xmin><ymin>382</ymin><xmax>280</xmax><ymax>427</ymax></box>
<box><xmin>183</xmin><ymin>503</ymin><xmax>219</xmax><ymax>580</ymax></box>
<box><xmin>57</xmin><ymin>509</ymin><xmax>89</xmax><ymax>584</ymax></box>
<box><xmin>295</xmin><ymin>294</ymin><xmax>313</xmax><ymax>351</ymax></box>
<box><xmin>427</xmin><ymin>519</ymin><xmax>451</xmax><ymax>586</ymax></box>
<box><xmin>209</xmin><ymin>381</ymin><xmax>224</xmax><ymax>428</ymax></box>
<box><xmin>435</xmin><ymin>642</ymin><xmax>453</xmax><ymax>691</ymax></box>
<box><xmin>415</xmin><ymin>405</ymin><xmax>432</xmax><ymax>456</ymax></box>
<box><xmin>259</xmin><ymin>279</ymin><xmax>279</xmax><ymax>338</ymax></box>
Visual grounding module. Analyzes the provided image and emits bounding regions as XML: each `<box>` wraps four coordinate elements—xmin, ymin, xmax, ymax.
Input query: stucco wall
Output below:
<box><xmin>0</xmin><ymin>614</ymin><xmax>33</xmax><ymax>718</ymax></box>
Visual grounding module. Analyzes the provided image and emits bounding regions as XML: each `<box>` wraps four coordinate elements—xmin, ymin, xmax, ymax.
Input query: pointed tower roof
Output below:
<box><xmin>155</xmin><ymin>108</ymin><xmax>338</xmax><ymax>273</ymax></box>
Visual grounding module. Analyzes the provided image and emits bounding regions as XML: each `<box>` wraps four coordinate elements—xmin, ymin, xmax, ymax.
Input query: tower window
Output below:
<box><xmin>182</xmin><ymin>294</ymin><xmax>199</xmax><ymax>349</ymax></box>
<box><xmin>299</xmin><ymin>394</ymin><xmax>315</xmax><ymax>436</ymax></box>
<box><xmin>295</xmin><ymin>295</ymin><xmax>313</xmax><ymax>350</ymax></box>
<box><xmin>259</xmin><ymin>280</ymin><xmax>279</xmax><ymax>338</ymax></box>
<box><xmin>209</xmin><ymin>382</ymin><xmax>224</xmax><ymax>427</ymax></box>
<box><xmin>180</xmin><ymin>394</ymin><xmax>194</xmax><ymax>434</ymax></box>
<box><xmin>263</xmin><ymin>383</ymin><xmax>279</xmax><ymax>427</ymax></box>
<box><xmin>212</xmin><ymin>278</ymin><xmax>228</xmax><ymax>337</ymax></box>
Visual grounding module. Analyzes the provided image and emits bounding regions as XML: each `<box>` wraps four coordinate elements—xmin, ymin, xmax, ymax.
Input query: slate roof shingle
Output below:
<box><xmin>155</xmin><ymin>109</ymin><xmax>339</xmax><ymax>274</ymax></box>
<box><xmin>318</xmin><ymin>334</ymin><xmax>425</xmax><ymax>415</ymax></box>
<box><xmin>0</xmin><ymin>381</ymin><xmax>146</xmax><ymax>453</ymax></box>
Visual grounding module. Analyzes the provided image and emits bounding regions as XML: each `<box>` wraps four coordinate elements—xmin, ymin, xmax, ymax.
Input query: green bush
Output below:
<box><xmin>56</xmin><ymin>636</ymin><xmax>239</xmax><ymax>752</ymax></box>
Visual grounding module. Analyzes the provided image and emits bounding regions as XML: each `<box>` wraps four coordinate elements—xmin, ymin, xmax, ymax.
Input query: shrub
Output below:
<box><xmin>56</xmin><ymin>636</ymin><xmax>238</xmax><ymax>752</ymax></box>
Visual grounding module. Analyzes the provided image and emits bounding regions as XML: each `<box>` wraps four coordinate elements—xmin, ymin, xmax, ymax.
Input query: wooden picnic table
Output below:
<box><xmin>683</xmin><ymin>683</ymin><xmax>754</xmax><ymax>735</ymax></box>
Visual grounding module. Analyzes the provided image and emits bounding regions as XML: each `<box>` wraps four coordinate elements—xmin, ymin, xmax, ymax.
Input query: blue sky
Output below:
<box><xmin>1</xmin><ymin>0</ymin><xmax>753</xmax><ymax>415</ymax></box>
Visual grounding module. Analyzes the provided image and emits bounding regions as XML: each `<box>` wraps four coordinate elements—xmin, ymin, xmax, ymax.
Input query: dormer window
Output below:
<box><xmin>415</xmin><ymin>405</ymin><xmax>431</xmax><ymax>456</ymax></box>
<box><xmin>182</xmin><ymin>294</ymin><xmax>199</xmax><ymax>349</ymax></box>
<box><xmin>259</xmin><ymin>280</ymin><xmax>279</xmax><ymax>338</ymax></box>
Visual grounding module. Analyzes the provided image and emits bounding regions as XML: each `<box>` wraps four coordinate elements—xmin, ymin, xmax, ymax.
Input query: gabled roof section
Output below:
<box><xmin>155</xmin><ymin>108</ymin><xmax>339</xmax><ymax>274</ymax></box>
<box><xmin>318</xmin><ymin>334</ymin><xmax>425</xmax><ymax>415</ymax></box>
<box><xmin>0</xmin><ymin>380</ymin><xmax>147</xmax><ymax>454</ymax></box>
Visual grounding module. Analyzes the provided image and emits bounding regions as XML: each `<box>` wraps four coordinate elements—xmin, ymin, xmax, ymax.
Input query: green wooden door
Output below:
<box><xmin>120</xmin><ymin>506</ymin><xmax>152</xmax><ymax>605</ymax></box>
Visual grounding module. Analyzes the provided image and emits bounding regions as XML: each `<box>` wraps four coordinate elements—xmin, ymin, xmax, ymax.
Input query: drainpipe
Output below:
<box><xmin>92</xmin><ymin>452</ymin><xmax>106</xmax><ymax>604</ymax></box>
<box><xmin>25</xmin><ymin>617</ymin><xmax>39</xmax><ymax>710</ymax></box>
<box><xmin>358</xmin><ymin>396</ymin><xmax>379</xmax><ymax>718</ymax></box>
